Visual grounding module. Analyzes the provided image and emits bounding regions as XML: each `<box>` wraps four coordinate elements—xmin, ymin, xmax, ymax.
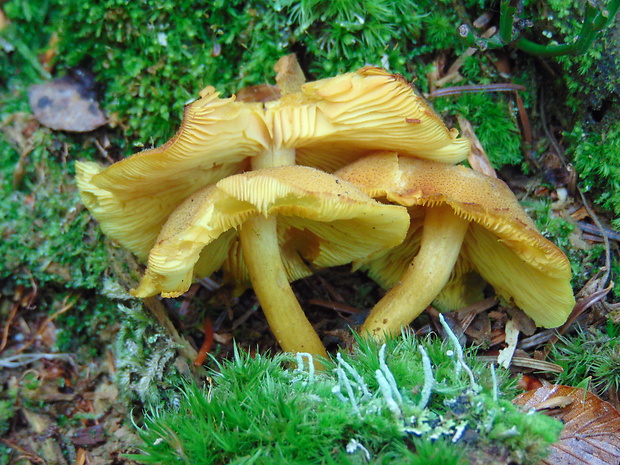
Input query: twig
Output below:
<box><xmin>144</xmin><ymin>296</ymin><xmax>199</xmax><ymax>363</ymax></box>
<box><xmin>541</xmin><ymin>88</ymin><xmax>612</xmax><ymax>290</ymax></box>
<box><xmin>307</xmin><ymin>298</ymin><xmax>362</xmax><ymax>315</ymax></box>
<box><xmin>457</xmin><ymin>116</ymin><xmax>498</xmax><ymax>178</ymax></box>
<box><xmin>0</xmin><ymin>353</ymin><xmax>75</xmax><ymax>368</ymax></box>
<box><xmin>428</xmin><ymin>83</ymin><xmax>525</xmax><ymax>98</ymax></box>
<box><xmin>514</xmin><ymin>91</ymin><xmax>532</xmax><ymax>148</ymax></box>
<box><xmin>478</xmin><ymin>355</ymin><xmax>564</xmax><ymax>373</ymax></box>
<box><xmin>544</xmin><ymin>283</ymin><xmax>614</xmax><ymax>355</ymax></box>
<box><xmin>576</xmin><ymin>221</ymin><xmax>620</xmax><ymax>242</ymax></box>
<box><xmin>575</xmin><ymin>189</ymin><xmax>613</xmax><ymax>288</ymax></box>
<box><xmin>0</xmin><ymin>438</ymin><xmax>46</xmax><ymax>464</ymax></box>
<box><xmin>231</xmin><ymin>303</ymin><xmax>260</xmax><ymax>330</ymax></box>
<box><xmin>518</xmin><ymin>328</ymin><xmax>556</xmax><ymax>350</ymax></box>
<box><xmin>0</xmin><ymin>301</ymin><xmax>20</xmax><ymax>353</ymax></box>
<box><xmin>1</xmin><ymin>281</ymin><xmax>38</xmax><ymax>353</ymax></box>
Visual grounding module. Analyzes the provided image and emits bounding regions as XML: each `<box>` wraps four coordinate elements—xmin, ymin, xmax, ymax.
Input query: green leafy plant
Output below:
<box><xmin>460</xmin><ymin>0</ymin><xmax>620</xmax><ymax>57</ymax></box>
<box><xmin>131</xmin><ymin>319</ymin><xmax>562</xmax><ymax>465</ymax></box>
<box><xmin>433</xmin><ymin>91</ymin><xmax>523</xmax><ymax>167</ymax></box>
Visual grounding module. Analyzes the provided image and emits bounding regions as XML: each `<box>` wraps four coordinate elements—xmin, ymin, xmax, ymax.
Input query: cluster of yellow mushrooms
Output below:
<box><xmin>76</xmin><ymin>55</ymin><xmax>575</xmax><ymax>360</ymax></box>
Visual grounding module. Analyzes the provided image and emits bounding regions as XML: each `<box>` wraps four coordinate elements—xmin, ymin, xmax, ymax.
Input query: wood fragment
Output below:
<box><xmin>478</xmin><ymin>355</ymin><xmax>564</xmax><ymax>373</ymax></box>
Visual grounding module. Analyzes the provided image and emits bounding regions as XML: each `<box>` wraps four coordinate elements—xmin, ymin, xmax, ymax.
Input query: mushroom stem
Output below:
<box><xmin>239</xmin><ymin>214</ymin><xmax>328</xmax><ymax>363</ymax></box>
<box><xmin>251</xmin><ymin>148</ymin><xmax>296</xmax><ymax>170</ymax></box>
<box><xmin>362</xmin><ymin>205</ymin><xmax>470</xmax><ymax>341</ymax></box>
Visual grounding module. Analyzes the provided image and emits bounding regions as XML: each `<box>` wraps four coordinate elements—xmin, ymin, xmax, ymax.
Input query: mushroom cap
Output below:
<box><xmin>132</xmin><ymin>165</ymin><xmax>410</xmax><ymax>298</ymax></box>
<box><xmin>75</xmin><ymin>90</ymin><xmax>269</xmax><ymax>260</ymax></box>
<box><xmin>336</xmin><ymin>152</ymin><xmax>575</xmax><ymax>328</ymax></box>
<box><xmin>76</xmin><ymin>63</ymin><xmax>467</xmax><ymax>261</ymax></box>
<box><xmin>267</xmin><ymin>66</ymin><xmax>470</xmax><ymax>172</ymax></box>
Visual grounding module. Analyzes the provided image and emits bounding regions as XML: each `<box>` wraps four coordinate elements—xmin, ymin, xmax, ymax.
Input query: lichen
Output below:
<box><xmin>130</xmin><ymin>330</ymin><xmax>562</xmax><ymax>464</ymax></box>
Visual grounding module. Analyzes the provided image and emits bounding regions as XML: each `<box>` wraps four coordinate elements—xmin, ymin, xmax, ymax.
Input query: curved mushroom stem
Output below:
<box><xmin>361</xmin><ymin>205</ymin><xmax>470</xmax><ymax>341</ymax></box>
<box><xmin>239</xmin><ymin>214</ymin><xmax>328</xmax><ymax>364</ymax></box>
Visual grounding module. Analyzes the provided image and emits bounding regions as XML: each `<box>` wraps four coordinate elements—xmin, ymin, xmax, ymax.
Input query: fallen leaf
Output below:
<box><xmin>507</xmin><ymin>307</ymin><xmax>537</xmax><ymax>336</ymax></box>
<box><xmin>28</xmin><ymin>71</ymin><xmax>107</xmax><ymax>132</ymax></box>
<box><xmin>457</xmin><ymin>115</ymin><xmax>497</xmax><ymax>178</ymax></box>
<box><xmin>22</xmin><ymin>410</ymin><xmax>67</xmax><ymax>464</ymax></box>
<box><xmin>514</xmin><ymin>385</ymin><xmax>620</xmax><ymax>464</ymax></box>
<box><xmin>236</xmin><ymin>84</ymin><xmax>281</xmax><ymax>103</ymax></box>
<box><xmin>71</xmin><ymin>424</ymin><xmax>107</xmax><ymax>447</ymax></box>
<box><xmin>93</xmin><ymin>378</ymin><xmax>119</xmax><ymax>416</ymax></box>
<box><xmin>0</xmin><ymin>8</ymin><xmax>9</xmax><ymax>31</ymax></box>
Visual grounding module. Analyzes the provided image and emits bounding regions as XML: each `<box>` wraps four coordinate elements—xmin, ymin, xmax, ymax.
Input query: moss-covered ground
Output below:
<box><xmin>0</xmin><ymin>0</ymin><xmax>619</xmax><ymax>463</ymax></box>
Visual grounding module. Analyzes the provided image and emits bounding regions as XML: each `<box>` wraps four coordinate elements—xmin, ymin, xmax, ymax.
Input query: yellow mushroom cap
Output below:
<box><xmin>76</xmin><ymin>62</ymin><xmax>467</xmax><ymax>261</ymax></box>
<box><xmin>268</xmin><ymin>66</ymin><xmax>470</xmax><ymax>172</ymax></box>
<box><xmin>132</xmin><ymin>165</ymin><xmax>410</xmax><ymax>298</ymax></box>
<box><xmin>75</xmin><ymin>90</ymin><xmax>270</xmax><ymax>260</ymax></box>
<box><xmin>336</xmin><ymin>152</ymin><xmax>575</xmax><ymax>328</ymax></box>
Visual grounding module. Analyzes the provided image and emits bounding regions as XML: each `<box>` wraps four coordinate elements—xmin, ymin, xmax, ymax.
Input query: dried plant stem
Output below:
<box><xmin>143</xmin><ymin>296</ymin><xmax>201</xmax><ymax>371</ymax></box>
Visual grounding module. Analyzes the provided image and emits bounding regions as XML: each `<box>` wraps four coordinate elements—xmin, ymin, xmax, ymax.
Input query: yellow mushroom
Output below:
<box><xmin>76</xmin><ymin>56</ymin><xmax>468</xmax><ymax>261</ymax></box>
<box><xmin>335</xmin><ymin>152</ymin><xmax>575</xmax><ymax>340</ymax></box>
<box><xmin>75</xmin><ymin>92</ymin><xmax>269</xmax><ymax>260</ymax></box>
<box><xmin>76</xmin><ymin>58</ymin><xmax>470</xmax><ymax>360</ymax></box>
<box><xmin>131</xmin><ymin>165</ymin><xmax>410</xmax><ymax>358</ymax></box>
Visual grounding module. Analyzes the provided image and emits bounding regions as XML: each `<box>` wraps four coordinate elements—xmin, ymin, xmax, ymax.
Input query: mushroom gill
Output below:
<box><xmin>132</xmin><ymin>165</ymin><xmax>410</xmax><ymax>359</ymax></box>
<box><xmin>335</xmin><ymin>152</ymin><xmax>575</xmax><ymax>340</ymax></box>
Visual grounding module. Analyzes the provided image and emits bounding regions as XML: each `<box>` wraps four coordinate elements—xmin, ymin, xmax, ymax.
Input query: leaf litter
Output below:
<box><xmin>514</xmin><ymin>385</ymin><xmax>620</xmax><ymax>465</ymax></box>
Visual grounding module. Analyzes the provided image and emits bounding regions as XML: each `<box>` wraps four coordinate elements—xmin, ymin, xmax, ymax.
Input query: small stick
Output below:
<box><xmin>428</xmin><ymin>83</ymin><xmax>525</xmax><ymax>98</ymax></box>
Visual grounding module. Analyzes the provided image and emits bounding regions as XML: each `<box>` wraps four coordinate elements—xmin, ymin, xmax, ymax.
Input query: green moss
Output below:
<box><xmin>2</xmin><ymin>0</ymin><xmax>481</xmax><ymax>149</ymax></box>
<box><xmin>0</xmin><ymin>0</ymin><xmax>56</xmax><ymax>85</ymax></box>
<box><xmin>277</xmin><ymin>0</ymin><xmax>466</xmax><ymax>76</ymax></box>
<box><xmin>54</xmin><ymin>292</ymin><xmax>118</xmax><ymax>353</ymax></box>
<box><xmin>566</xmin><ymin>120</ymin><xmax>620</xmax><ymax>230</ymax></box>
<box><xmin>435</xmin><ymin>92</ymin><xmax>523</xmax><ymax>167</ymax></box>
<box><xmin>113</xmin><ymin>302</ymin><xmax>191</xmax><ymax>406</ymax></box>
<box><xmin>550</xmin><ymin>326</ymin><xmax>620</xmax><ymax>395</ymax></box>
<box><xmin>0</xmin><ymin>132</ymin><xmax>109</xmax><ymax>289</ymax></box>
<box><xmin>130</xmin><ymin>334</ymin><xmax>560</xmax><ymax>464</ymax></box>
<box><xmin>541</xmin><ymin>1</ymin><xmax>619</xmax><ymax>111</ymax></box>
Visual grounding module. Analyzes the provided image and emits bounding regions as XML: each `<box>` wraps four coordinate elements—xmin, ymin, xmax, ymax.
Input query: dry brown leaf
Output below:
<box><xmin>236</xmin><ymin>84</ymin><xmax>281</xmax><ymax>103</ymax></box>
<box><xmin>457</xmin><ymin>115</ymin><xmax>497</xmax><ymax>178</ymax></box>
<box><xmin>28</xmin><ymin>73</ymin><xmax>107</xmax><ymax>132</ymax></box>
<box><xmin>514</xmin><ymin>385</ymin><xmax>620</xmax><ymax>465</ymax></box>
